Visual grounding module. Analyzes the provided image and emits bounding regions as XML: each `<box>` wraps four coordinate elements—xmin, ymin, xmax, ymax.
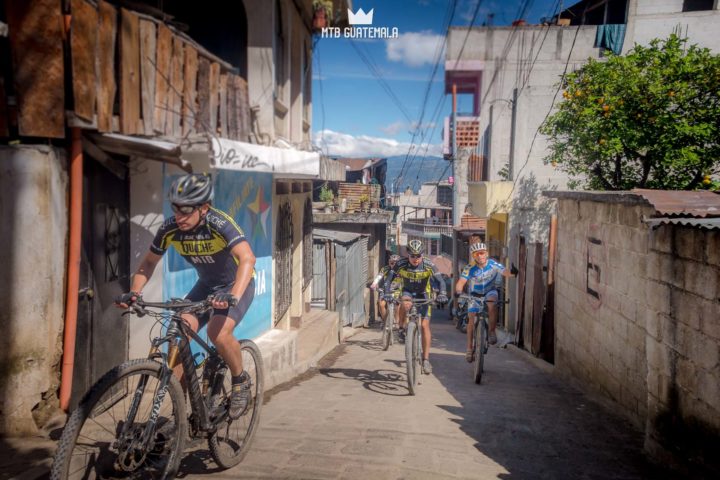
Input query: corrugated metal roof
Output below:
<box><xmin>631</xmin><ymin>189</ymin><xmax>720</xmax><ymax>218</ymax></box>
<box><xmin>643</xmin><ymin>217</ymin><xmax>720</xmax><ymax>230</ymax></box>
<box><xmin>313</xmin><ymin>228</ymin><xmax>366</xmax><ymax>244</ymax></box>
<box><xmin>334</xmin><ymin>157</ymin><xmax>386</xmax><ymax>172</ymax></box>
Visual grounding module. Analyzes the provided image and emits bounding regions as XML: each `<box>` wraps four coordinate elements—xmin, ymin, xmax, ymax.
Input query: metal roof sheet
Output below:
<box><xmin>631</xmin><ymin>189</ymin><xmax>720</xmax><ymax>218</ymax></box>
<box><xmin>313</xmin><ymin>228</ymin><xmax>366</xmax><ymax>244</ymax></box>
<box><xmin>643</xmin><ymin>217</ymin><xmax>720</xmax><ymax>230</ymax></box>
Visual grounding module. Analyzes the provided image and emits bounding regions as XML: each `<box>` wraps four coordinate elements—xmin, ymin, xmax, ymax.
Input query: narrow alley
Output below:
<box><xmin>180</xmin><ymin>310</ymin><xmax>665</xmax><ymax>480</ymax></box>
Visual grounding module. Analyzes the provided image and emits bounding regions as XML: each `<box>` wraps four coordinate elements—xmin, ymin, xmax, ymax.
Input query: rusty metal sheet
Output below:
<box><xmin>97</xmin><ymin>0</ymin><xmax>117</xmax><ymax>133</ymax></box>
<box><xmin>515</xmin><ymin>236</ymin><xmax>527</xmax><ymax>346</ymax></box>
<box><xmin>70</xmin><ymin>0</ymin><xmax>97</xmax><ymax>121</ymax></box>
<box><xmin>119</xmin><ymin>8</ymin><xmax>140</xmax><ymax>134</ymax></box>
<box><xmin>7</xmin><ymin>0</ymin><xmax>65</xmax><ymax>138</ymax></box>
<box><xmin>644</xmin><ymin>216</ymin><xmax>720</xmax><ymax>230</ymax></box>
<box><xmin>139</xmin><ymin>19</ymin><xmax>156</xmax><ymax>135</ymax></box>
<box><xmin>154</xmin><ymin>23</ymin><xmax>172</xmax><ymax>134</ymax></box>
<box><xmin>632</xmin><ymin>189</ymin><xmax>720</xmax><ymax>218</ymax></box>
<box><xmin>531</xmin><ymin>243</ymin><xmax>545</xmax><ymax>356</ymax></box>
<box><xmin>182</xmin><ymin>45</ymin><xmax>198</xmax><ymax>137</ymax></box>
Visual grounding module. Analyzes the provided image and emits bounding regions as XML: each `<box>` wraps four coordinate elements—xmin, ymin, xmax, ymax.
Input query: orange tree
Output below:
<box><xmin>541</xmin><ymin>34</ymin><xmax>720</xmax><ymax>190</ymax></box>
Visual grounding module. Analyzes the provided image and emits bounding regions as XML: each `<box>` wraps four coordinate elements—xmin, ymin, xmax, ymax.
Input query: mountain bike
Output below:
<box><xmin>398</xmin><ymin>296</ymin><xmax>435</xmax><ymax>396</ymax></box>
<box><xmin>460</xmin><ymin>293</ymin><xmax>489</xmax><ymax>384</ymax></box>
<box><xmin>51</xmin><ymin>297</ymin><xmax>264</xmax><ymax>479</ymax></box>
<box><xmin>381</xmin><ymin>291</ymin><xmax>395</xmax><ymax>351</ymax></box>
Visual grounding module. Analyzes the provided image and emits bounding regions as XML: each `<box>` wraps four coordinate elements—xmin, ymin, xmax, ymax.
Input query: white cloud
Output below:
<box><xmin>380</xmin><ymin>121</ymin><xmax>406</xmax><ymax>136</ymax></box>
<box><xmin>386</xmin><ymin>31</ymin><xmax>445</xmax><ymax>67</ymax></box>
<box><xmin>380</xmin><ymin>121</ymin><xmax>437</xmax><ymax>136</ymax></box>
<box><xmin>314</xmin><ymin>129</ymin><xmax>442</xmax><ymax>158</ymax></box>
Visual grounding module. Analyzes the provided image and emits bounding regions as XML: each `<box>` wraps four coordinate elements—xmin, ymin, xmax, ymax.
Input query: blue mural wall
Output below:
<box><xmin>162</xmin><ymin>169</ymin><xmax>273</xmax><ymax>342</ymax></box>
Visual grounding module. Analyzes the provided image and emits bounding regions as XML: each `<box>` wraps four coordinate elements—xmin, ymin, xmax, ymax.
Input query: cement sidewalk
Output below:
<box><xmin>0</xmin><ymin>308</ymin><xmax>359</xmax><ymax>480</ymax></box>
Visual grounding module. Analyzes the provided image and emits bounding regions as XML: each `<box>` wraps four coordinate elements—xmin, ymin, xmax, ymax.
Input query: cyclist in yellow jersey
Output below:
<box><xmin>115</xmin><ymin>173</ymin><xmax>256</xmax><ymax>419</ymax></box>
<box><xmin>370</xmin><ymin>254</ymin><xmax>401</xmax><ymax>325</ymax></box>
<box><xmin>386</xmin><ymin>240</ymin><xmax>447</xmax><ymax>374</ymax></box>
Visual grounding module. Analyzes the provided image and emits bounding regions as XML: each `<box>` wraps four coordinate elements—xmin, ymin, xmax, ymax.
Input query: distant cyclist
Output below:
<box><xmin>370</xmin><ymin>254</ymin><xmax>401</xmax><ymax>325</ymax></box>
<box><xmin>115</xmin><ymin>173</ymin><xmax>256</xmax><ymax>419</ymax></box>
<box><xmin>454</xmin><ymin>242</ymin><xmax>516</xmax><ymax>361</ymax></box>
<box><xmin>386</xmin><ymin>239</ymin><xmax>447</xmax><ymax>374</ymax></box>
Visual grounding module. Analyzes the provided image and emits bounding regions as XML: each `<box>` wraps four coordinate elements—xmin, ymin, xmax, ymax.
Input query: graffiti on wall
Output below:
<box><xmin>163</xmin><ymin>171</ymin><xmax>273</xmax><ymax>341</ymax></box>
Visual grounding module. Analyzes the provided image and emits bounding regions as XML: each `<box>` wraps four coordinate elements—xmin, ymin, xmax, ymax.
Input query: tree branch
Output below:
<box><xmin>593</xmin><ymin>163</ymin><xmax>615</xmax><ymax>190</ymax></box>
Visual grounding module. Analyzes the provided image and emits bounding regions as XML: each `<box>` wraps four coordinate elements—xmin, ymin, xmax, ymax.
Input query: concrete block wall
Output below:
<box><xmin>554</xmin><ymin>198</ymin><xmax>655</xmax><ymax>427</ymax></box>
<box><xmin>643</xmin><ymin>225</ymin><xmax>720</xmax><ymax>471</ymax></box>
<box><xmin>554</xmin><ymin>194</ymin><xmax>720</xmax><ymax>473</ymax></box>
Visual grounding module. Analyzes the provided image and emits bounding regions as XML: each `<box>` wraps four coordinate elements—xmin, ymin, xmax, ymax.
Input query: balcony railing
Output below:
<box><xmin>402</xmin><ymin>220</ymin><xmax>453</xmax><ymax>238</ymax></box>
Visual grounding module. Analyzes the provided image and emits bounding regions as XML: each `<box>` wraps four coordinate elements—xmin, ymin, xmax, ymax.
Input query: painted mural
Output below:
<box><xmin>163</xmin><ymin>170</ymin><xmax>273</xmax><ymax>341</ymax></box>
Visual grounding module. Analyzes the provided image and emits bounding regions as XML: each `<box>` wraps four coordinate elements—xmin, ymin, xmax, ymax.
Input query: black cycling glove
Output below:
<box><xmin>213</xmin><ymin>292</ymin><xmax>238</xmax><ymax>307</ymax></box>
<box><xmin>115</xmin><ymin>291</ymin><xmax>140</xmax><ymax>306</ymax></box>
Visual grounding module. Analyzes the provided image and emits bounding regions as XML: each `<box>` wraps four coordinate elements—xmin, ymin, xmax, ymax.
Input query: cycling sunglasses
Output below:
<box><xmin>171</xmin><ymin>203</ymin><xmax>199</xmax><ymax>215</ymax></box>
<box><xmin>409</xmin><ymin>254</ymin><xmax>422</xmax><ymax>259</ymax></box>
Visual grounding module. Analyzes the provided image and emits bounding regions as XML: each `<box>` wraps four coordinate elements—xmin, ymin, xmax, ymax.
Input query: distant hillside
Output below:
<box><xmin>385</xmin><ymin>155</ymin><xmax>449</xmax><ymax>194</ymax></box>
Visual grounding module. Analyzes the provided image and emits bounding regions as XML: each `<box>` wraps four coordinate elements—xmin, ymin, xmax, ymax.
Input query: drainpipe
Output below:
<box><xmin>60</xmin><ymin>126</ymin><xmax>83</xmax><ymax>412</ymax></box>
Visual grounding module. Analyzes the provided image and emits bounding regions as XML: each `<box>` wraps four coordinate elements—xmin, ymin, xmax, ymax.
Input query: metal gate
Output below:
<box><xmin>311</xmin><ymin>242</ymin><xmax>327</xmax><ymax>308</ymax></box>
<box><xmin>275</xmin><ymin>202</ymin><xmax>293</xmax><ymax>323</ymax></box>
<box><xmin>303</xmin><ymin>198</ymin><xmax>313</xmax><ymax>288</ymax></box>
<box><xmin>345</xmin><ymin>237</ymin><xmax>368</xmax><ymax>328</ymax></box>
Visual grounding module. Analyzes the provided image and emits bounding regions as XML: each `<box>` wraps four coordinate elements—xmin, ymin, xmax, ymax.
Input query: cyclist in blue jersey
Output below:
<box><xmin>454</xmin><ymin>242</ymin><xmax>517</xmax><ymax>361</ymax></box>
<box><xmin>115</xmin><ymin>173</ymin><xmax>256</xmax><ymax>419</ymax></box>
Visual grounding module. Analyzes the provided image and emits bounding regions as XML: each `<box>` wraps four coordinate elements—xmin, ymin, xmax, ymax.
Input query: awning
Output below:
<box><xmin>86</xmin><ymin>132</ymin><xmax>192</xmax><ymax>172</ymax></box>
<box><xmin>211</xmin><ymin>137</ymin><xmax>320</xmax><ymax>177</ymax></box>
<box><xmin>313</xmin><ymin>228</ymin><xmax>367</xmax><ymax>245</ymax></box>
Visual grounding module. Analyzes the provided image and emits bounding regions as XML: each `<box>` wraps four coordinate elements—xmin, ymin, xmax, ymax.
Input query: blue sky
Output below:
<box><xmin>312</xmin><ymin>0</ymin><xmax>563</xmax><ymax>158</ymax></box>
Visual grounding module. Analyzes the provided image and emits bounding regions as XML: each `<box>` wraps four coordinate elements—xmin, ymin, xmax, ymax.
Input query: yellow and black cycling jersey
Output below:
<box><xmin>150</xmin><ymin>207</ymin><xmax>250</xmax><ymax>286</ymax></box>
<box><xmin>389</xmin><ymin>257</ymin><xmax>445</xmax><ymax>297</ymax></box>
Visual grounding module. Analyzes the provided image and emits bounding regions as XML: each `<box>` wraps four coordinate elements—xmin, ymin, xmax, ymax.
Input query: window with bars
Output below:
<box><xmin>303</xmin><ymin>198</ymin><xmax>313</xmax><ymax>287</ymax></box>
<box><xmin>275</xmin><ymin>202</ymin><xmax>293</xmax><ymax>322</ymax></box>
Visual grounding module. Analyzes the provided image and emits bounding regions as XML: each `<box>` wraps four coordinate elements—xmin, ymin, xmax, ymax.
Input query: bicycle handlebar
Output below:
<box><xmin>122</xmin><ymin>297</ymin><xmax>213</xmax><ymax>318</ymax></box>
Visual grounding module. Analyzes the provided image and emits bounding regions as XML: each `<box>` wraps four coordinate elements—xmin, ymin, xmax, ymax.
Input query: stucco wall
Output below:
<box><xmin>553</xmin><ymin>194</ymin><xmax>720</xmax><ymax>472</ymax></box>
<box><xmin>627</xmin><ymin>0</ymin><xmax>720</xmax><ymax>52</ymax></box>
<box><xmin>0</xmin><ymin>146</ymin><xmax>67</xmax><ymax>435</ymax></box>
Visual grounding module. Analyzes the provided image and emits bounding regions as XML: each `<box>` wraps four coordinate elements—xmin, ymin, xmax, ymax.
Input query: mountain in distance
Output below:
<box><xmin>384</xmin><ymin>155</ymin><xmax>449</xmax><ymax>194</ymax></box>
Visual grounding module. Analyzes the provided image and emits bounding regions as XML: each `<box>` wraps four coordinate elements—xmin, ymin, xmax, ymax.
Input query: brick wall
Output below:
<box><xmin>552</xmin><ymin>193</ymin><xmax>720</xmax><ymax>472</ymax></box>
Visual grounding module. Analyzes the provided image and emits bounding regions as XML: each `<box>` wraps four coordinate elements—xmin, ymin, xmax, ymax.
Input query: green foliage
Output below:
<box><xmin>541</xmin><ymin>34</ymin><xmax>720</xmax><ymax>191</ymax></box>
<box><xmin>313</xmin><ymin>0</ymin><xmax>334</xmax><ymax>22</ymax></box>
<box><xmin>319</xmin><ymin>182</ymin><xmax>334</xmax><ymax>202</ymax></box>
<box><xmin>497</xmin><ymin>162</ymin><xmax>511</xmax><ymax>181</ymax></box>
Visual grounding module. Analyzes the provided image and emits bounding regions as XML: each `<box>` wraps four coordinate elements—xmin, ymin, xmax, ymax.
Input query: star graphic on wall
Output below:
<box><xmin>246</xmin><ymin>185</ymin><xmax>270</xmax><ymax>242</ymax></box>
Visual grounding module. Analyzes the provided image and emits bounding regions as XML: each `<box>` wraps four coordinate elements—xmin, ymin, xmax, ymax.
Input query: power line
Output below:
<box><xmin>394</xmin><ymin>0</ymin><xmax>460</xmax><ymax>191</ymax></box>
<box><xmin>502</xmin><ymin>21</ymin><xmax>584</xmax><ymax>205</ymax></box>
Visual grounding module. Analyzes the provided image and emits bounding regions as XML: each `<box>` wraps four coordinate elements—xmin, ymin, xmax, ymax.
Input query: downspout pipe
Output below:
<box><xmin>60</xmin><ymin>126</ymin><xmax>83</xmax><ymax>412</ymax></box>
<box><xmin>59</xmin><ymin>7</ymin><xmax>82</xmax><ymax>412</ymax></box>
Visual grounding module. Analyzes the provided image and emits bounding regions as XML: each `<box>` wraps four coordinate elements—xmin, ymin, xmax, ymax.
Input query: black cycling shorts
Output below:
<box><xmin>185</xmin><ymin>279</ymin><xmax>255</xmax><ymax>329</ymax></box>
<box><xmin>400</xmin><ymin>291</ymin><xmax>431</xmax><ymax>319</ymax></box>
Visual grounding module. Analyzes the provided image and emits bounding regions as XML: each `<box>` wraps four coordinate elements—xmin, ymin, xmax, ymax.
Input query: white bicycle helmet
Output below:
<box><xmin>469</xmin><ymin>242</ymin><xmax>488</xmax><ymax>254</ymax></box>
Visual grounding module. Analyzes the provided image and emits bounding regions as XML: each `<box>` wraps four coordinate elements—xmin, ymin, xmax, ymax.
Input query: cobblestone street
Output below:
<box><xmin>180</xmin><ymin>310</ymin><xmax>667</xmax><ymax>479</ymax></box>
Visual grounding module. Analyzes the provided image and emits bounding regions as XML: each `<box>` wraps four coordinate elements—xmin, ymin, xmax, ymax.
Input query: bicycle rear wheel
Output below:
<box><xmin>50</xmin><ymin>359</ymin><xmax>187</xmax><ymax>480</ymax></box>
<box><xmin>208</xmin><ymin>340</ymin><xmax>264</xmax><ymax>469</ymax></box>
<box><xmin>473</xmin><ymin>315</ymin><xmax>487</xmax><ymax>384</ymax></box>
<box><xmin>405</xmin><ymin>321</ymin><xmax>418</xmax><ymax>395</ymax></box>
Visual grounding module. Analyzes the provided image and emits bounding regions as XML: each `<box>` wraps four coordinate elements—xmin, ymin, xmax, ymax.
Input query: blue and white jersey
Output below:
<box><xmin>461</xmin><ymin>259</ymin><xmax>506</xmax><ymax>294</ymax></box>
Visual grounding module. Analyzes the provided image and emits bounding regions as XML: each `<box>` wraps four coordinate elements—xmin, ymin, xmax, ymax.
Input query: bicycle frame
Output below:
<box><xmin>124</xmin><ymin>301</ymin><xmax>227</xmax><ymax>446</ymax></box>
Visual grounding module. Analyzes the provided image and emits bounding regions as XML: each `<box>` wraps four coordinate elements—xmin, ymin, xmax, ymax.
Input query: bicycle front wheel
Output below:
<box><xmin>382</xmin><ymin>305</ymin><xmax>393</xmax><ymax>351</ymax></box>
<box><xmin>405</xmin><ymin>321</ymin><xmax>419</xmax><ymax>395</ymax></box>
<box><xmin>473</xmin><ymin>315</ymin><xmax>487</xmax><ymax>384</ymax></box>
<box><xmin>51</xmin><ymin>359</ymin><xmax>187</xmax><ymax>480</ymax></box>
<box><xmin>208</xmin><ymin>340</ymin><xmax>264</xmax><ymax>469</ymax></box>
